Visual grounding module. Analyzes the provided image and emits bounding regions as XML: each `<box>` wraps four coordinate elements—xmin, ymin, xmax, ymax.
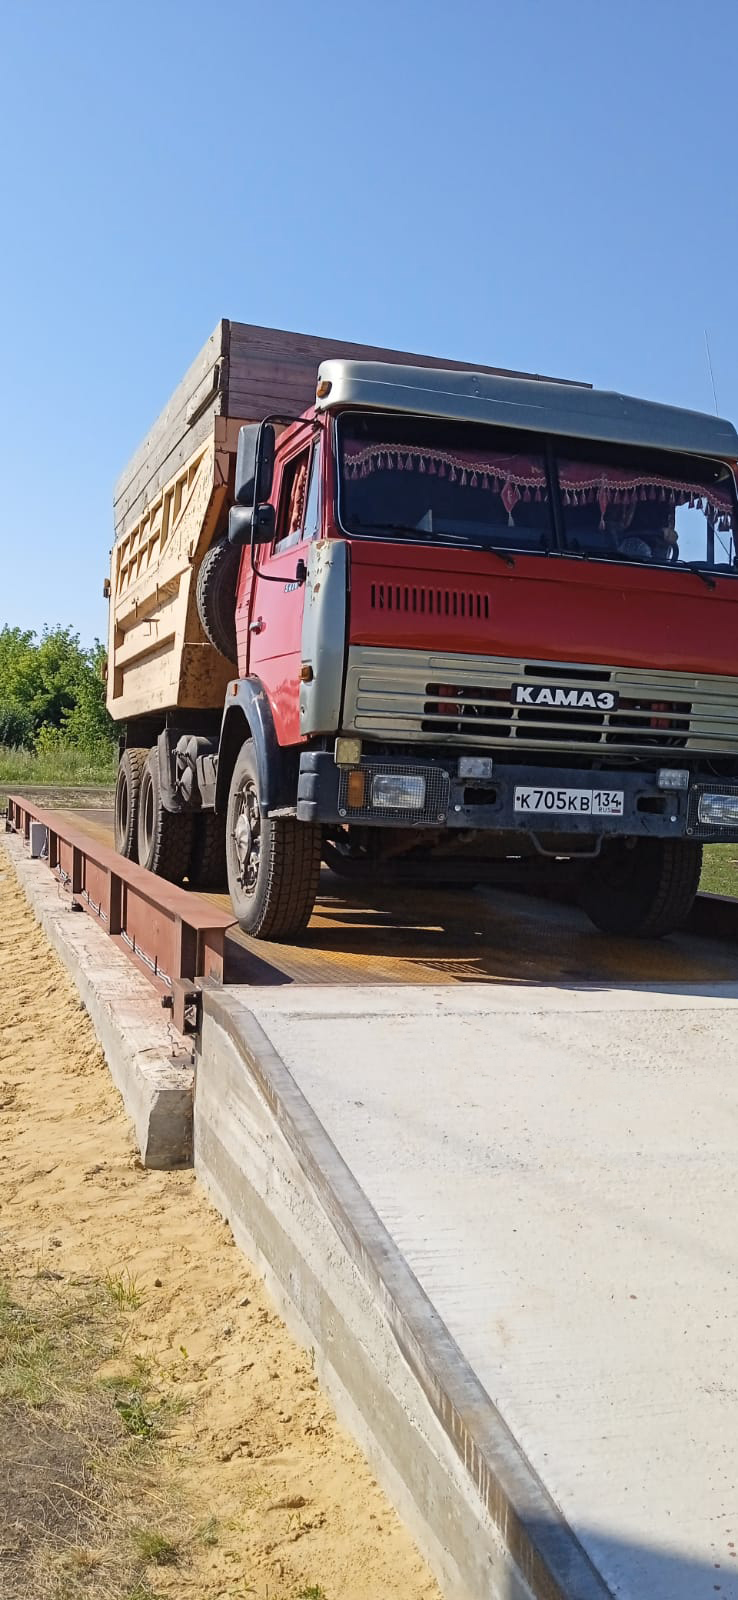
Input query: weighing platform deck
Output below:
<box><xmin>63</xmin><ymin>808</ymin><xmax>738</xmax><ymax>990</ymax></box>
<box><xmin>202</xmin><ymin>977</ymin><xmax>738</xmax><ymax>1600</ymax></box>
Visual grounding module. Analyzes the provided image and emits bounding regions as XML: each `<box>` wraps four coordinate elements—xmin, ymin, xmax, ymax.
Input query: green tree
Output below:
<box><xmin>0</xmin><ymin>625</ymin><xmax>115</xmax><ymax>752</ymax></box>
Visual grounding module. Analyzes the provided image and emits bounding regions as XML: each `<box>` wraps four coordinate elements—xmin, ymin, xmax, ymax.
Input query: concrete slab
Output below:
<box><xmin>208</xmin><ymin>979</ymin><xmax>738</xmax><ymax>1600</ymax></box>
<box><xmin>2</xmin><ymin>832</ymin><xmax>193</xmax><ymax>1167</ymax></box>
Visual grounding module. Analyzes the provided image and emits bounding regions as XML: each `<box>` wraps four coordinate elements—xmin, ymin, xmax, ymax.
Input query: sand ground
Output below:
<box><xmin>0</xmin><ymin>842</ymin><xmax>440</xmax><ymax>1599</ymax></box>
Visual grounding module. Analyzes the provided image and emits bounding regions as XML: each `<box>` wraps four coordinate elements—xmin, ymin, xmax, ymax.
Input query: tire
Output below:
<box><xmin>114</xmin><ymin>747</ymin><xmax>147</xmax><ymax>860</ymax></box>
<box><xmin>189</xmin><ymin>810</ymin><xmax>227</xmax><ymax>891</ymax></box>
<box><xmin>226</xmin><ymin>741</ymin><xmax>321</xmax><ymax>940</ymax></box>
<box><xmin>580</xmin><ymin>837</ymin><xmax>703</xmax><ymax>939</ymax></box>
<box><xmin>137</xmin><ymin>748</ymin><xmax>194</xmax><ymax>884</ymax></box>
<box><xmin>196</xmin><ymin>537</ymin><xmax>241</xmax><ymax>663</ymax></box>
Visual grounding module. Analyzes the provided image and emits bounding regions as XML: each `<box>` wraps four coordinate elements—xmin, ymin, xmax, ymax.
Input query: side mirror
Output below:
<box><xmin>228</xmin><ymin>503</ymin><xmax>276</xmax><ymax>547</ymax></box>
<box><xmin>235</xmin><ymin>423</ymin><xmax>275</xmax><ymax>506</ymax></box>
<box><xmin>228</xmin><ymin>505</ymin><xmax>252</xmax><ymax>546</ymax></box>
<box><xmin>252</xmin><ymin>504</ymin><xmax>276</xmax><ymax>545</ymax></box>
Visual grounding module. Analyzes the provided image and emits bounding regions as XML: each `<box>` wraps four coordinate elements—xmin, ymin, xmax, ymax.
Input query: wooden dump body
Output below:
<box><xmin>108</xmin><ymin>320</ymin><xmax>563</xmax><ymax>723</ymax></box>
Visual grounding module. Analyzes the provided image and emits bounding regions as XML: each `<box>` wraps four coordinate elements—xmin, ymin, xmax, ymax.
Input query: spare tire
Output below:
<box><xmin>196</xmin><ymin>536</ymin><xmax>241</xmax><ymax>663</ymax></box>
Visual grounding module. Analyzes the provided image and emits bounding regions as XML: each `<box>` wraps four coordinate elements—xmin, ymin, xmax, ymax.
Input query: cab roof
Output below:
<box><xmin>315</xmin><ymin>359</ymin><xmax>738</xmax><ymax>460</ymax></box>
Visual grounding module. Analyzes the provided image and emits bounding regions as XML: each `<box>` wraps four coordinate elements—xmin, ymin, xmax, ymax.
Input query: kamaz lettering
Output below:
<box><xmin>511</xmin><ymin>685</ymin><xmax>619</xmax><ymax>712</ymax></box>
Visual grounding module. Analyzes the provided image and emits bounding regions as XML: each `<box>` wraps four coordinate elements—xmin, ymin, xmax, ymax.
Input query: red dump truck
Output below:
<box><xmin>107</xmin><ymin>320</ymin><xmax>738</xmax><ymax>940</ymax></box>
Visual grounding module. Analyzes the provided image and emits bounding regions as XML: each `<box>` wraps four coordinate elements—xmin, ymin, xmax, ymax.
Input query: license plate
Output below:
<box><xmin>514</xmin><ymin>786</ymin><xmax>624</xmax><ymax>816</ymax></box>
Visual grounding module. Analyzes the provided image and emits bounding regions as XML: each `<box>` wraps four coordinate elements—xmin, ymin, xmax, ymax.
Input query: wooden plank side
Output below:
<box><xmin>114</xmin><ymin>320</ymin><xmax>228</xmax><ymax>509</ymax></box>
<box><xmin>115</xmin><ymin>319</ymin><xmax>585</xmax><ymax>539</ymax></box>
<box><xmin>114</xmin><ymin>408</ymin><xmax>219</xmax><ymax>540</ymax></box>
<box><xmin>224</xmin><ymin>322</ymin><xmax>584</xmax><ymax>423</ymax></box>
<box><xmin>227</xmin><ymin>321</ymin><xmax>579</xmax><ymax>390</ymax></box>
<box><xmin>228</xmin><ymin>323</ymin><xmax>533</xmax><ymax>373</ymax></box>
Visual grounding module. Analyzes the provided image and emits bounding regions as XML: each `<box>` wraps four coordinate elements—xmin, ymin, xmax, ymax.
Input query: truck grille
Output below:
<box><xmin>370</xmin><ymin>582</ymin><xmax>491</xmax><ymax>621</ymax></box>
<box><xmin>343</xmin><ymin>648</ymin><xmax>738</xmax><ymax>757</ymax></box>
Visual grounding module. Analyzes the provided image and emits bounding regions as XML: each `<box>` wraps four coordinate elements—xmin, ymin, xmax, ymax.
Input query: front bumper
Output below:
<box><xmin>295</xmin><ymin>752</ymin><xmax>738</xmax><ymax>843</ymax></box>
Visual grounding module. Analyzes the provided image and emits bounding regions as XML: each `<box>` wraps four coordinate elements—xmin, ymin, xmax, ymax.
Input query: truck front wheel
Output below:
<box><xmin>579</xmin><ymin>837</ymin><xmax>702</xmax><ymax>939</ymax></box>
<box><xmin>137</xmin><ymin>749</ymin><xmax>194</xmax><ymax>884</ymax></box>
<box><xmin>114</xmin><ymin>747</ymin><xmax>148</xmax><ymax>860</ymax></box>
<box><xmin>226</xmin><ymin>742</ymin><xmax>321</xmax><ymax>940</ymax></box>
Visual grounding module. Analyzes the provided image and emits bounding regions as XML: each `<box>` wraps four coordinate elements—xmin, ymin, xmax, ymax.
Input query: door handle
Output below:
<box><xmin>249</xmin><ymin>617</ymin><xmax>265</xmax><ymax>634</ymax></box>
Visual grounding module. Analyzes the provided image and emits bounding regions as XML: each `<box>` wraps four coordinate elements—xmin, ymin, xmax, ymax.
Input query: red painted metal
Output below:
<box><xmin>234</xmin><ymin>412</ymin><xmax>738</xmax><ymax>765</ymax></box>
<box><xmin>347</xmin><ymin>538</ymin><xmax>738</xmax><ymax>674</ymax></box>
<box><xmin>235</xmin><ymin>417</ymin><xmax>316</xmax><ymax>684</ymax></box>
<box><xmin>240</xmin><ymin>419</ymin><xmax>318</xmax><ymax>745</ymax></box>
<box><xmin>5</xmin><ymin>797</ymin><xmax>235</xmax><ymax>1017</ymax></box>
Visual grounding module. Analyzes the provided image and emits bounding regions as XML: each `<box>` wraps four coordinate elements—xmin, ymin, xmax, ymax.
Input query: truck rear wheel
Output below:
<box><xmin>195</xmin><ymin>537</ymin><xmax>240</xmax><ymax>664</ymax></box>
<box><xmin>137</xmin><ymin>749</ymin><xmax>194</xmax><ymax>884</ymax></box>
<box><xmin>580</xmin><ymin>837</ymin><xmax>703</xmax><ymax>939</ymax></box>
<box><xmin>226</xmin><ymin>742</ymin><xmax>321</xmax><ymax>940</ymax></box>
<box><xmin>189</xmin><ymin>810</ymin><xmax>227</xmax><ymax>891</ymax></box>
<box><xmin>114</xmin><ymin>747</ymin><xmax>148</xmax><ymax>860</ymax></box>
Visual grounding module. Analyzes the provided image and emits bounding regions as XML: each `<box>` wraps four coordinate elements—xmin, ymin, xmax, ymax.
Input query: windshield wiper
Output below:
<box><xmin>484</xmin><ymin>545</ymin><xmax>516</xmax><ymax>567</ymax></box>
<box><xmin>346</xmin><ymin>517</ymin><xmax>516</xmax><ymax>566</ymax></box>
<box><xmin>672</xmin><ymin>560</ymin><xmax>717</xmax><ymax>590</ymax></box>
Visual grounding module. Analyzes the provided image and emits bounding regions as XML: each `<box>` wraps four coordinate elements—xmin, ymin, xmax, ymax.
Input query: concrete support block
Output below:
<box><xmin>29</xmin><ymin>820</ymin><xmax>47</xmax><ymax>858</ymax></box>
<box><xmin>2</xmin><ymin>833</ymin><xmax>193</xmax><ymax>1168</ymax></box>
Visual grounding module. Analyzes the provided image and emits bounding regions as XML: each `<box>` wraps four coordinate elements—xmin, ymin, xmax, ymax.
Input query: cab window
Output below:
<box><xmin>275</xmin><ymin>449</ymin><xmax>309</xmax><ymax>551</ymax></box>
<box><xmin>275</xmin><ymin>442</ymin><xmax>321</xmax><ymax>551</ymax></box>
<box><xmin>303</xmin><ymin>445</ymin><xmax>321</xmax><ymax>540</ymax></box>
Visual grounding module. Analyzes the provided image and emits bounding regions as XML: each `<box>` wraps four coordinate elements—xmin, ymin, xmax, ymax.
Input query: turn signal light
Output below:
<box><xmin>346</xmin><ymin>771</ymin><xmax>367</xmax><ymax>808</ymax></box>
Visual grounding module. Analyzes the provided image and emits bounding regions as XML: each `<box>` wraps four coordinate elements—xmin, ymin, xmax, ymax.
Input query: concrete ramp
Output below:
<box><xmin>194</xmin><ymin>980</ymin><xmax>738</xmax><ymax>1600</ymax></box>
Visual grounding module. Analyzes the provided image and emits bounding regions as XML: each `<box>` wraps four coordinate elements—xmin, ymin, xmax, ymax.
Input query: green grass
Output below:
<box><xmin>0</xmin><ymin>741</ymin><xmax>116</xmax><ymax>806</ymax></box>
<box><xmin>700</xmin><ymin>844</ymin><xmax>738</xmax><ymax>899</ymax></box>
<box><xmin>104</xmin><ymin>1269</ymin><xmax>144</xmax><ymax>1311</ymax></box>
<box><xmin>131</xmin><ymin>1530</ymin><xmax>179</xmax><ymax>1567</ymax></box>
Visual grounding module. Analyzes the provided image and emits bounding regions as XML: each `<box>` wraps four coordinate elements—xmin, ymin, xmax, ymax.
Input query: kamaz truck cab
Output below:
<box><xmin>210</xmin><ymin>360</ymin><xmax>738</xmax><ymax>940</ymax></box>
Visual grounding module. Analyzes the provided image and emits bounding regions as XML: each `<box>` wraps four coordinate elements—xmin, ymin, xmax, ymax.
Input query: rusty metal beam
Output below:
<box><xmin>5</xmin><ymin>796</ymin><xmax>235</xmax><ymax>1008</ymax></box>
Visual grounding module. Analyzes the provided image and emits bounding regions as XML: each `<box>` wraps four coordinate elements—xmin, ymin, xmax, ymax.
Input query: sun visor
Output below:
<box><xmin>315</xmin><ymin>360</ymin><xmax>738</xmax><ymax>459</ymax></box>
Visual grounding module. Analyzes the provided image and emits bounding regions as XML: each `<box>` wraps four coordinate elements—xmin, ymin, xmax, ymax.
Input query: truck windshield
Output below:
<box><xmin>337</xmin><ymin>414</ymin><xmax>738</xmax><ymax>576</ymax></box>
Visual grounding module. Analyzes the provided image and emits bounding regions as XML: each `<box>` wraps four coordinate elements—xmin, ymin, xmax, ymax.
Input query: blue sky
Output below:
<box><xmin>1</xmin><ymin>0</ymin><xmax>737</xmax><ymax>642</ymax></box>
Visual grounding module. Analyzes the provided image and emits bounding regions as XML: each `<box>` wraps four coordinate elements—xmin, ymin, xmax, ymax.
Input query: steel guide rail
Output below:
<box><xmin>5</xmin><ymin>795</ymin><xmax>235</xmax><ymax>1029</ymax></box>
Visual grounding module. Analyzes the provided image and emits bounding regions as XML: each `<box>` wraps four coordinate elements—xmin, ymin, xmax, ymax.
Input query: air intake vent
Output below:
<box><xmin>370</xmin><ymin>583</ymin><xmax>490</xmax><ymax>620</ymax></box>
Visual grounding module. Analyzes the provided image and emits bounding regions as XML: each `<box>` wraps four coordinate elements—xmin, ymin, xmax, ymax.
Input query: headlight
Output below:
<box><xmin>698</xmin><ymin>792</ymin><xmax>738</xmax><ymax>826</ymax></box>
<box><xmin>372</xmin><ymin>773</ymin><xmax>427</xmax><ymax>810</ymax></box>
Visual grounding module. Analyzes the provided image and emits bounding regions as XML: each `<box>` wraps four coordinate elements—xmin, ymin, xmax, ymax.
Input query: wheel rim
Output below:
<box><xmin>232</xmin><ymin>779</ymin><xmax>261</xmax><ymax>894</ymax></box>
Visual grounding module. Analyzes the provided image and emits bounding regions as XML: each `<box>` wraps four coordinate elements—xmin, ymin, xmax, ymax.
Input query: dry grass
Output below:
<box><xmin>0</xmin><ymin>1272</ymin><xmax>186</xmax><ymax>1599</ymax></box>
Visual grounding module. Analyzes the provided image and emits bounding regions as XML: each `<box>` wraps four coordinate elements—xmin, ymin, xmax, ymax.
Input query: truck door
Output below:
<box><xmin>247</xmin><ymin>433</ymin><xmax>321</xmax><ymax>745</ymax></box>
